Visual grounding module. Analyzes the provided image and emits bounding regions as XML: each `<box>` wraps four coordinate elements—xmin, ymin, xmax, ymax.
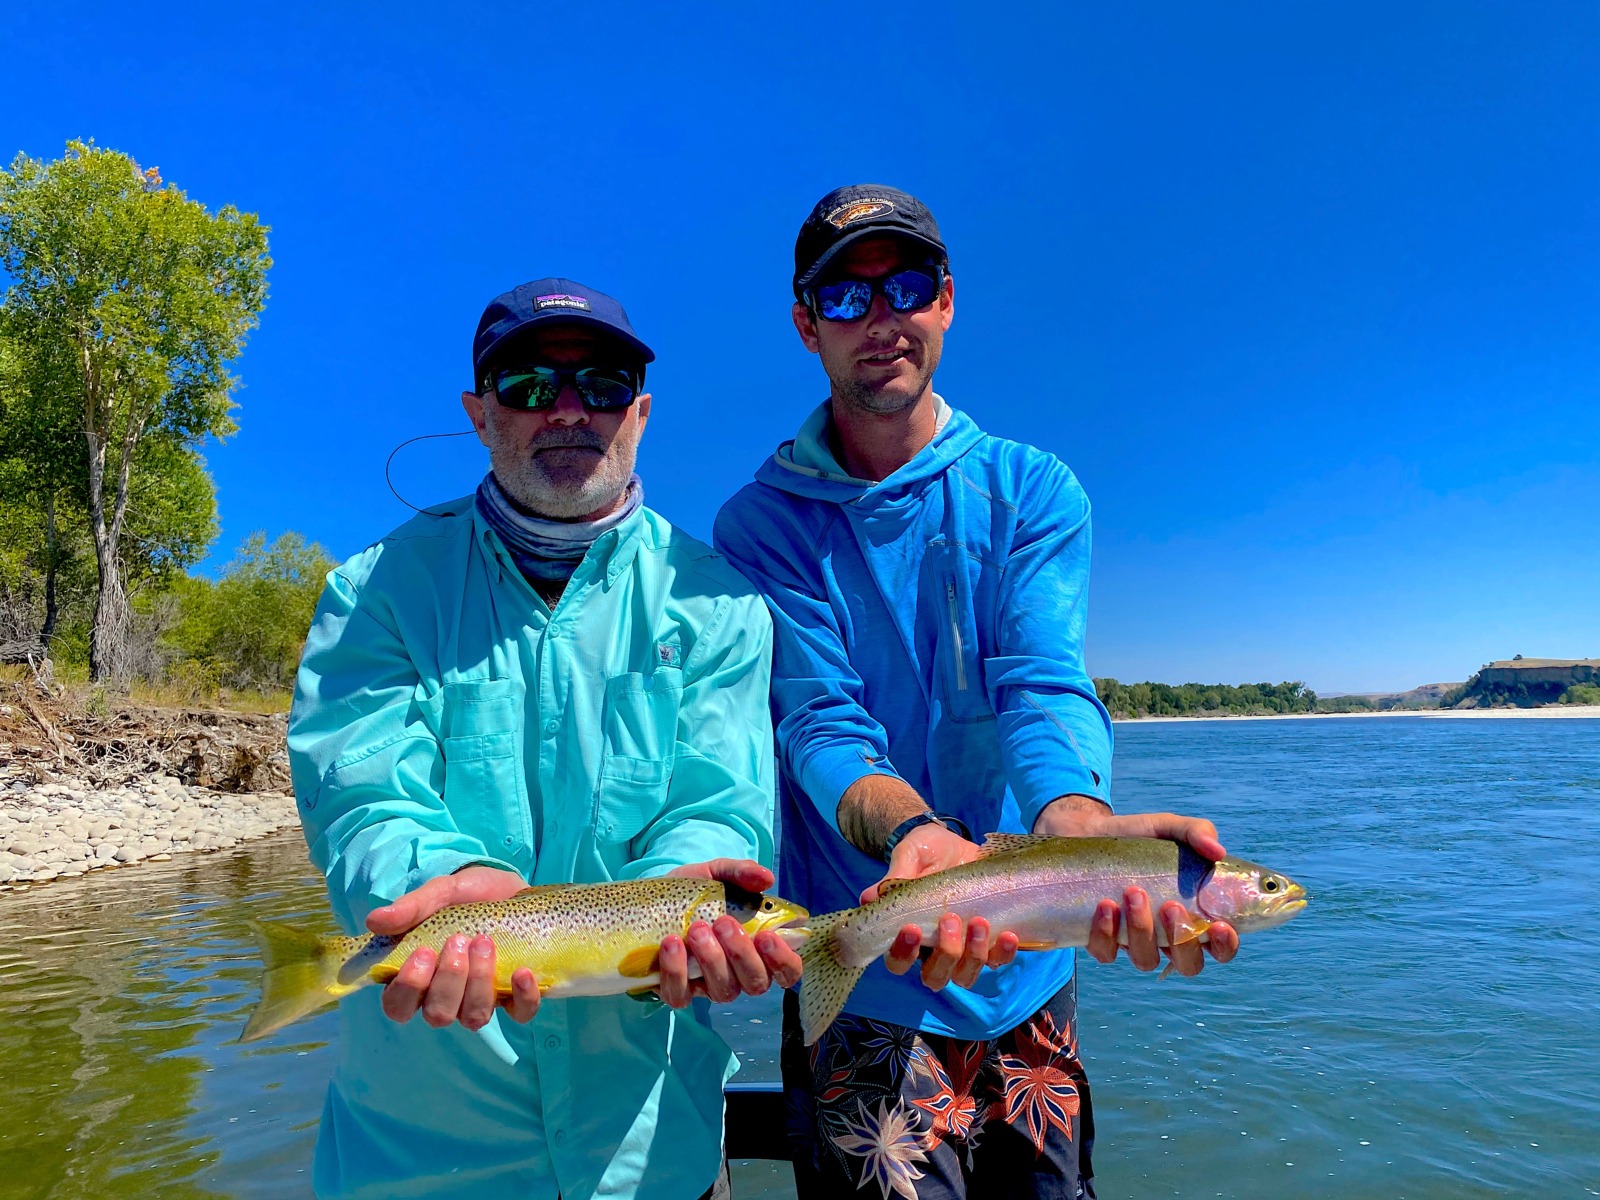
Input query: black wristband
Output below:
<box><xmin>881</xmin><ymin>811</ymin><xmax>973</xmax><ymax>862</ymax></box>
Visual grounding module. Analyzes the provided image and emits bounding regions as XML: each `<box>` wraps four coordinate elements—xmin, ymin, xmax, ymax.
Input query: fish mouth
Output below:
<box><xmin>766</xmin><ymin>907</ymin><xmax>812</xmax><ymax>948</ymax></box>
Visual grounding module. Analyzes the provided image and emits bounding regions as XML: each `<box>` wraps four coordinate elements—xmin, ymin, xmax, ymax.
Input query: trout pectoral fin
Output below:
<box><xmin>1165</xmin><ymin>913</ymin><xmax>1213</xmax><ymax>946</ymax></box>
<box><xmin>618</xmin><ymin>947</ymin><xmax>661</xmax><ymax>978</ymax></box>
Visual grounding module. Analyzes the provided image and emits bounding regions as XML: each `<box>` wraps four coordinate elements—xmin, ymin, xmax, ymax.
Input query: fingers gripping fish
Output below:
<box><xmin>793</xmin><ymin>834</ymin><xmax>1308</xmax><ymax>1045</ymax></box>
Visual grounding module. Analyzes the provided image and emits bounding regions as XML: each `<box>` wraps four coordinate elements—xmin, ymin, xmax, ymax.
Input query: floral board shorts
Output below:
<box><xmin>780</xmin><ymin>980</ymin><xmax>1095</xmax><ymax>1200</ymax></box>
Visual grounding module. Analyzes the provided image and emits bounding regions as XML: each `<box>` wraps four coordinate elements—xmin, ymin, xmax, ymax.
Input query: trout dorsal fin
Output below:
<box><xmin>976</xmin><ymin>833</ymin><xmax>1052</xmax><ymax>858</ymax></box>
<box><xmin>872</xmin><ymin>877</ymin><xmax>915</xmax><ymax>899</ymax></box>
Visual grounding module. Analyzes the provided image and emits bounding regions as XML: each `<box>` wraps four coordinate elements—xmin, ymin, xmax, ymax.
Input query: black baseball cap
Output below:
<box><xmin>792</xmin><ymin>184</ymin><xmax>949</xmax><ymax>299</ymax></box>
<box><xmin>472</xmin><ymin>277</ymin><xmax>655</xmax><ymax>387</ymax></box>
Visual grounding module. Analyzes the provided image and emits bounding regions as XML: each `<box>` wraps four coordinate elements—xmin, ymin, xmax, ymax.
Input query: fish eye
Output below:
<box><xmin>1263</xmin><ymin>877</ymin><xmax>1280</xmax><ymax>893</ymax></box>
<box><xmin>762</xmin><ymin>899</ymin><xmax>774</xmax><ymax>910</ymax></box>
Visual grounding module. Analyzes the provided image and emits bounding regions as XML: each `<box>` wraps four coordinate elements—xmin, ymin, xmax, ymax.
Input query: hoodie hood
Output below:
<box><xmin>759</xmin><ymin>394</ymin><xmax>983</xmax><ymax>504</ymax></box>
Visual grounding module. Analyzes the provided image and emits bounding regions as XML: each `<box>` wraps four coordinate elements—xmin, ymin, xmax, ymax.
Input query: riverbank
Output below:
<box><xmin>1116</xmin><ymin>704</ymin><xmax>1600</xmax><ymax>723</ymax></box>
<box><xmin>0</xmin><ymin>770</ymin><xmax>299</xmax><ymax>889</ymax></box>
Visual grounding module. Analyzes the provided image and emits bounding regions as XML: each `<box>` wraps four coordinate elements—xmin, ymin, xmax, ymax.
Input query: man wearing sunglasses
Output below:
<box><xmin>288</xmin><ymin>278</ymin><xmax>796</xmax><ymax>1200</ymax></box>
<box><xmin>715</xmin><ymin>187</ymin><xmax>1239</xmax><ymax>1199</ymax></box>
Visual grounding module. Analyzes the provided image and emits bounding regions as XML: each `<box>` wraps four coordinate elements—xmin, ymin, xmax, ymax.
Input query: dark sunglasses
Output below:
<box><xmin>486</xmin><ymin>363</ymin><xmax>642</xmax><ymax>412</ymax></box>
<box><xmin>805</xmin><ymin>266</ymin><xmax>946</xmax><ymax>323</ymax></box>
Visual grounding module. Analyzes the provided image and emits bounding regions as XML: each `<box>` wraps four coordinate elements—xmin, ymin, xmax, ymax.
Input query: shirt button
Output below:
<box><xmin>544</xmin><ymin>720</ymin><xmax>559</xmax><ymax>735</ymax></box>
<box><xmin>553</xmin><ymin>1130</ymin><xmax>567</xmax><ymax>1146</ymax></box>
<box><xmin>548</xmin><ymin>626</ymin><xmax>562</xmax><ymax>639</ymax></box>
<box><xmin>544</xmin><ymin>1035</ymin><xmax>561</xmax><ymax>1050</ymax></box>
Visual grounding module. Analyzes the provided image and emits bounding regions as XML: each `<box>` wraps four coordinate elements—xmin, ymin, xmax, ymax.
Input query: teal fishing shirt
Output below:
<box><xmin>287</xmin><ymin>496</ymin><xmax>775</xmax><ymax>1200</ymax></box>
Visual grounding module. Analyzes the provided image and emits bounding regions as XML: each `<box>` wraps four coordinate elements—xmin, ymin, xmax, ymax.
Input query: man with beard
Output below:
<box><xmin>288</xmin><ymin>279</ymin><xmax>797</xmax><ymax>1200</ymax></box>
<box><xmin>714</xmin><ymin>188</ymin><xmax>1241</xmax><ymax>1198</ymax></box>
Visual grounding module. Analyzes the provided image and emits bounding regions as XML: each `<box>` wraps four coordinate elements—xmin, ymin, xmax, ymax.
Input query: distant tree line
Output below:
<box><xmin>1092</xmin><ymin>679</ymin><xmax>1317</xmax><ymax>719</ymax></box>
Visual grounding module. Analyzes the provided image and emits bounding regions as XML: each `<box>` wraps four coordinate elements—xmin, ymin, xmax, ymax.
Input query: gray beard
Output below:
<box><xmin>490</xmin><ymin>436</ymin><xmax>638</xmax><ymax>520</ymax></box>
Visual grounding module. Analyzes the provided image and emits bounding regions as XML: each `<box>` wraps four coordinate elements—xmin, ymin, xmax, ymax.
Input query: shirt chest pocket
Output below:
<box><xmin>595</xmin><ymin>667</ymin><xmax>683</xmax><ymax>844</ymax></box>
<box><xmin>439</xmin><ymin>677</ymin><xmax>532</xmax><ymax>854</ymax></box>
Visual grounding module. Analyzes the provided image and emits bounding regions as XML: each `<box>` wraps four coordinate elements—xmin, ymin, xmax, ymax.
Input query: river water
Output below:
<box><xmin>1</xmin><ymin>716</ymin><xmax>1596</xmax><ymax>1199</ymax></box>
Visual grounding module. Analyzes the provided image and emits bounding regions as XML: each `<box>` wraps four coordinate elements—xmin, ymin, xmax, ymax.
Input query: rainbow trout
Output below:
<box><xmin>242</xmin><ymin>877</ymin><xmax>808</xmax><ymax>1044</ymax></box>
<box><xmin>795</xmin><ymin>834</ymin><xmax>1307</xmax><ymax>1044</ymax></box>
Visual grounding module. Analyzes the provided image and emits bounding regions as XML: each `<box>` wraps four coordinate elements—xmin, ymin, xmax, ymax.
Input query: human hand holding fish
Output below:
<box><xmin>794</xmin><ymin>833</ymin><xmax>1308</xmax><ymax>1045</ymax></box>
<box><xmin>365</xmin><ymin>865</ymin><xmax>543</xmax><ymax>1031</ymax></box>
<box><xmin>656</xmin><ymin>859</ymin><xmax>805</xmax><ymax>1007</ymax></box>
<box><xmin>866</xmin><ymin>799</ymin><xmax>1241</xmax><ymax>988</ymax></box>
<box><xmin>864</xmin><ymin>823</ymin><xmax>1022</xmax><ymax>991</ymax></box>
<box><xmin>240</xmin><ymin>867</ymin><xmax>810</xmax><ymax>1047</ymax></box>
<box><xmin>1033</xmin><ymin>796</ymin><xmax>1241</xmax><ymax>978</ymax></box>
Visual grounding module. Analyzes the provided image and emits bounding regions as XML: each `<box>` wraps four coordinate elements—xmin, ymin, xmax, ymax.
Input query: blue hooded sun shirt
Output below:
<box><xmin>714</xmin><ymin>396</ymin><xmax>1115</xmax><ymax>1040</ymax></box>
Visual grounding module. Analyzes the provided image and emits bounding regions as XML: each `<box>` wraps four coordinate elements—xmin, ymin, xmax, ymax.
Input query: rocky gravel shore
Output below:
<box><xmin>0</xmin><ymin>771</ymin><xmax>300</xmax><ymax>889</ymax></box>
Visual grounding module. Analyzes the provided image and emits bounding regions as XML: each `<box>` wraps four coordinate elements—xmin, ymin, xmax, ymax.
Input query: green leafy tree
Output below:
<box><xmin>0</xmin><ymin>140</ymin><xmax>269</xmax><ymax>685</ymax></box>
<box><xmin>164</xmin><ymin>532</ymin><xmax>333</xmax><ymax>691</ymax></box>
<box><xmin>0</xmin><ymin>315</ymin><xmax>87</xmax><ymax>651</ymax></box>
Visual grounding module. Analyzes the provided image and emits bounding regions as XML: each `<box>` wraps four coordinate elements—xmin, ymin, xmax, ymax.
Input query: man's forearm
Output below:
<box><xmin>837</xmin><ymin>774</ymin><xmax>932</xmax><ymax>858</ymax></box>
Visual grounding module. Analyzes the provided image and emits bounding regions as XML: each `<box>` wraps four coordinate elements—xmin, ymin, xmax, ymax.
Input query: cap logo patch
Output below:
<box><xmin>826</xmin><ymin>198</ymin><xmax>896</xmax><ymax>228</ymax></box>
<box><xmin>534</xmin><ymin>293</ymin><xmax>592</xmax><ymax>312</ymax></box>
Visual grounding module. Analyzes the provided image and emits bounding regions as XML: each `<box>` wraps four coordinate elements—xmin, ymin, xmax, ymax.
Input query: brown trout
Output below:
<box><xmin>794</xmin><ymin>834</ymin><xmax>1307</xmax><ymax>1044</ymax></box>
<box><xmin>242</xmin><ymin>877</ymin><xmax>809</xmax><ymax>1043</ymax></box>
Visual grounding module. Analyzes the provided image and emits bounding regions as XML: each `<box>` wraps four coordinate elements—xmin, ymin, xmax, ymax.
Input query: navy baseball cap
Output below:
<box><xmin>472</xmin><ymin>277</ymin><xmax>655</xmax><ymax>387</ymax></box>
<box><xmin>792</xmin><ymin>184</ymin><xmax>949</xmax><ymax>299</ymax></box>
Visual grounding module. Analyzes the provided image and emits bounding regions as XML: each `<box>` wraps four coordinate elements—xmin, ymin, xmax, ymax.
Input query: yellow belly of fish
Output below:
<box><xmin>369</xmin><ymin>929</ymin><xmax>669</xmax><ymax>997</ymax></box>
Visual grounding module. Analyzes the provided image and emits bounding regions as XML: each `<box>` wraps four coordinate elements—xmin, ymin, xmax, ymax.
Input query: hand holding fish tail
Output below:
<box><xmin>1037</xmin><ymin>796</ymin><xmax>1240</xmax><ymax>975</ymax></box>
<box><xmin>656</xmin><ymin>859</ymin><xmax>805</xmax><ymax>1008</ymax></box>
<box><xmin>864</xmin><ymin>823</ymin><xmax>1022</xmax><ymax>990</ymax></box>
<box><xmin>367</xmin><ymin>865</ymin><xmax>542</xmax><ymax>1029</ymax></box>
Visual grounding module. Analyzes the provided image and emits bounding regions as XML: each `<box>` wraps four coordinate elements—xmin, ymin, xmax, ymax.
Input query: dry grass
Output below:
<box><xmin>0</xmin><ymin>664</ymin><xmax>292</xmax><ymax>715</ymax></box>
<box><xmin>1</xmin><ymin>667</ymin><xmax>290</xmax><ymax>792</ymax></box>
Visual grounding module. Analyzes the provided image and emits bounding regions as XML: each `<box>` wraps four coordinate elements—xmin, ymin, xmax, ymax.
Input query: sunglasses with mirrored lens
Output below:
<box><xmin>488</xmin><ymin>364</ymin><xmax>641</xmax><ymax>412</ymax></box>
<box><xmin>806</xmin><ymin>266</ymin><xmax>945</xmax><ymax>323</ymax></box>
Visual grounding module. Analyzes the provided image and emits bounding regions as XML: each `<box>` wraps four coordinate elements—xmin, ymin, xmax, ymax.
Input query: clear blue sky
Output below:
<box><xmin>8</xmin><ymin>1</ymin><xmax>1597</xmax><ymax>692</ymax></box>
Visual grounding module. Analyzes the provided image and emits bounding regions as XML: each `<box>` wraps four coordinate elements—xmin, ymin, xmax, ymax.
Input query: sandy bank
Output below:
<box><xmin>0</xmin><ymin>771</ymin><xmax>299</xmax><ymax>890</ymax></box>
<box><xmin>1116</xmin><ymin>705</ymin><xmax>1600</xmax><ymax>725</ymax></box>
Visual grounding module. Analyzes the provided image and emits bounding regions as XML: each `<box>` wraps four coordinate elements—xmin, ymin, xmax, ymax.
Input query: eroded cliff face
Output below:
<box><xmin>1475</xmin><ymin>659</ymin><xmax>1599</xmax><ymax>689</ymax></box>
<box><xmin>1452</xmin><ymin>658</ymin><xmax>1600</xmax><ymax>707</ymax></box>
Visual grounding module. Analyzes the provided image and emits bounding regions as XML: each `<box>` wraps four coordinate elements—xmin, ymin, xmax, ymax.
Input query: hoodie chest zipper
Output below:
<box><xmin>946</xmin><ymin>579</ymin><xmax>969</xmax><ymax>692</ymax></box>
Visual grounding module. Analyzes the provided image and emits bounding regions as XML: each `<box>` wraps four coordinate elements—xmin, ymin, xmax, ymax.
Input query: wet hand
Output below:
<box><xmin>1084</xmin><ymin>891</ymin><xmax>1239</xmax><ymax>975</ymax></box>
<box><xmin>862</xmin><ymin>824</ymin><xmax>1021</xmax><ymax>991</ymax></box>
<box><xmin>1034</xmin><ymin>799</ymin><xmax>1239</xmax><ymax>974</ymax></box>
<box><xmin>366</xmin><ymin>865</ymin><xmax>541</xmax><ymax>1027</ymax></box>
<box><xmin>656</xmin><ymin>859</ymin><xmax>804</xmax><ymax>1008</ymax></box>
